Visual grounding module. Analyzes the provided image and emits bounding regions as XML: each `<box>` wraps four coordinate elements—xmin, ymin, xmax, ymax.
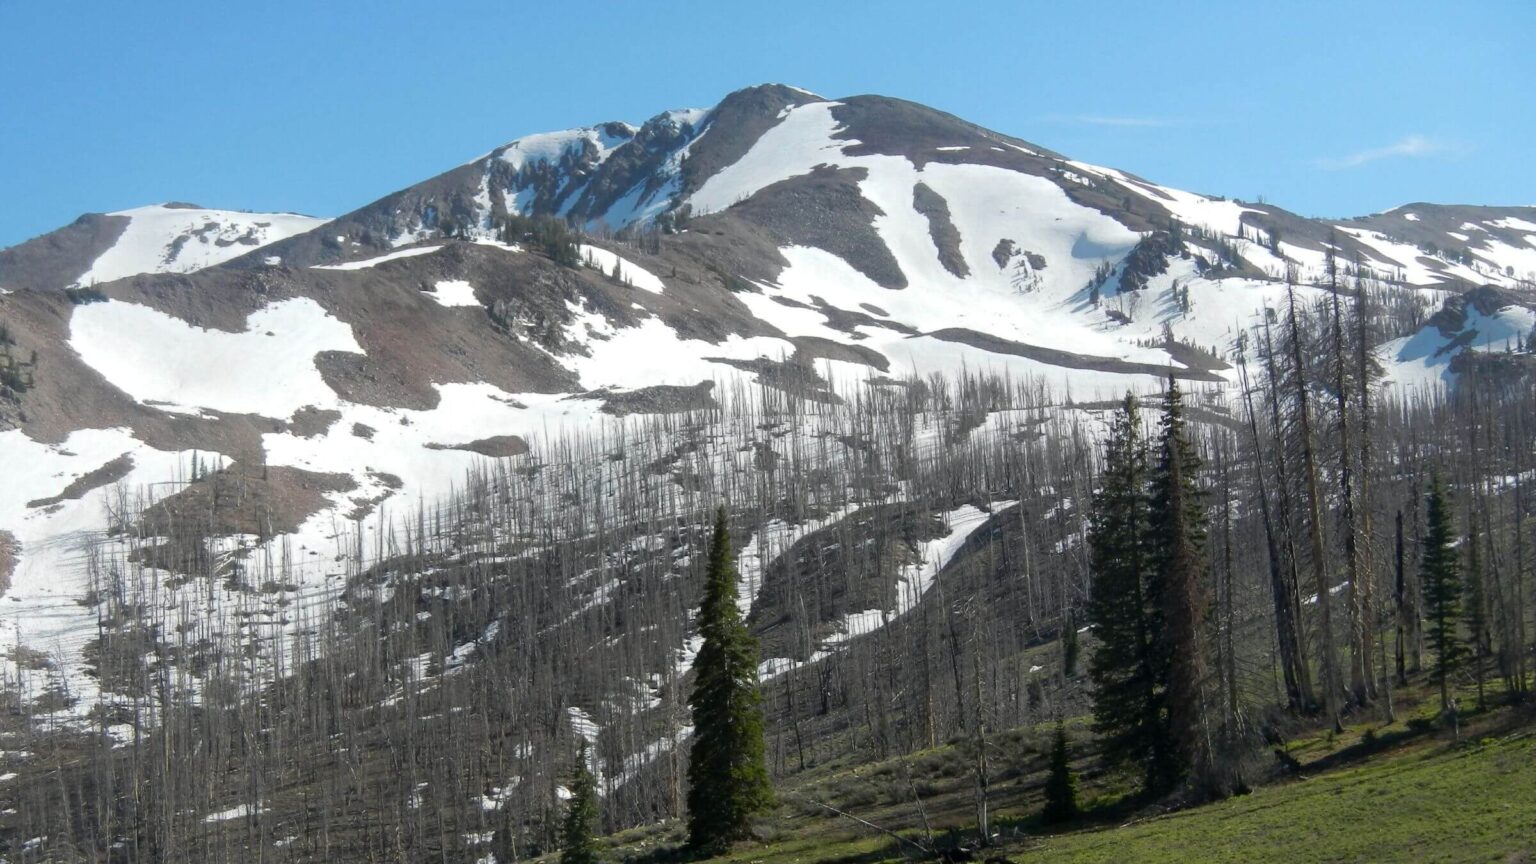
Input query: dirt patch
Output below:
<box><xmin>771</xmin><ymin>295</ymin><xmax>918</xmax><ymax>337</ymax></box>
<box><xmin>26</xmin><ymin>452</ymin><xmax>134</xmax><ymax>509</ymax></box>
<box><xmin>316</xmin><ymin>351</ymin><xmax>439</xmax><ymax>410</ymax></box>
<box><xmin>706</xmin><ymin>356</ymin><xmax>841</xmax><ymax>403</ymax></box>
<box><xmin>1163</xmin><ymin>338</ymin><xmax>1231</xmax><ymax>374</ymax></box>
<box><xmin>577</xmin><ymin>381</ymin><xmax>719</xmax><ymax>417</ymax></box>
<box><xmin>347</xmin><ymin>471</ymin><xmax>404</xmax><ymax>521</ymax></box>
<box><xmin>4</xmin><ymin>644</ymin><xmax>52</xmax><ymax>671</ymax></box>
<box><xmin>133</xmin><ymin>465</ymin><xmax>355</xmax><ymax>573</ymax></box>
<box><xmin>288</xmin><ymin>406</ymin><xmax>342</xmax><ymax>438</ymax></box>
<box><xmin>790</xmin><ymin>336</ymin><xmax>890</xmax><ymax>372</ymax></box>
<box><xmin>425</xmin><ymin>435</ymin><xmax>529</xmax><ymax>458</ymax></box>
<box><xmin>913</xmin><ymin>183</ymin><xmax>968</xmax><ymax>277</ymax></box>
<box><xmin>992</xmin><ymin>239</ymin><xmax>1017</xmax><ymax>269</ymax></box>
<box><xmin>926</xmin><ymin>327</ymin><xmax>1225</xmax><ymax>382</ymax></box>
<box><xmin>0</xmin><ymin>290</ymin><xmax>276</xmax><ymax>465</ymax></box>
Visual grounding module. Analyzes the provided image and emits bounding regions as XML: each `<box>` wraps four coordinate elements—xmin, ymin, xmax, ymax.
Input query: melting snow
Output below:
<box><xmin>1490</xmin><ymin>217</ymin><xmax>1536</xmax><ymax>232</ymax></box>
<box><xmin>74</xmin><ymin>205</ymin><xmax>325</xmax><ymax>286</ymax></box>
<box><xmin>427</xmin><ymin>280</ymin><xmax>481</xmax><ymax>307</ymax></box>
<box><xmin>69</xmin><ymin>297</ymin><xmax>361</xmax><ymax>417</ymax></box>
<box><xmin>204</xmin><ymin>803</ymin><xmax>265</xmax><ymax>823</ymax></box>
<box><xmin>1379</xmin><ymin>301</ymin><xmax>1536</xmax><ymax>391</ymax></box>
<box><xmin>687</xmin><ymin>102</ymin><xmax>849</xmax><ymax>215</ymax></box>
<box><xmin>312</xmin><ymin>245</ymin><xmax>443</xmax><ymax>270</ymax></box>
<box><xmin>577</xmin><ymin>245</ymin><xmax>666</xmax><ymax>294</ymax></box>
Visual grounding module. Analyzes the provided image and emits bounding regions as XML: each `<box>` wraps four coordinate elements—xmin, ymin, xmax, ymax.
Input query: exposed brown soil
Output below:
<box><xmin>287</xmin><ymin>406</ymin><xmax>342</xmax><ymax>437</ymax></box>
<box><xmin>135</xmin><ymin>464</ymin><xmax>355</xmax><ymax>543</ymax></box>
<box><xmin>424</xmin><ymin>435</ymin><xmax>529</xmax><ymax>458</ymax></box>
<box><xmin>346</xmin><ymin>471</ymin><xmax>404</xmax><ymax>521</ymax></box>
<box><xmin>706</xmin><ymin>356</ymin><xmax>841</xmax><ymax>404</ymax></box>
<box><xmin>1163</xmin><ymin>337</ymin><xmax>1232</xmax><ymax>374</ymax></box>
<box><xmin>927</xmin><ymin>327</ymin><xmax>1226</xmax><ymax>382</ymax></box>
<box><xmin>789</xmin><ymin>335</ymin><xmax>890</xmax><ymax>372</ymax></box>
<box><xmin>26</xmin><ymin>453</ymin><xmax>135</xmax><ymax>509</ymax></box>
<box><xmin>576</xmin><ymin>381</ymin><xmax>719</xmax><ymax>417</ymax></box>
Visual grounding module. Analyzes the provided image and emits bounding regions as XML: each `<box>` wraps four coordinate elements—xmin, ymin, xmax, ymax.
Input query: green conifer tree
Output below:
<box><xmin>1421</xmin><ymin>474</ymin><xmax>1463</xmax><ymax>713</ymax></box>
<box><xmin>686</xmin><ymin>506</ymin><xmax>773</xmax><ymax>852</ymax></box>
<box><xmin>559</xmin><ymin>739</ymin><xmax>601</xmax><ymax>864</ymax></box>
<box><xmin>1147</xmin><ymin>375</ymin><xmax>1212</xmax><ymax>793</ymax></box>
<box><xmin>1086</xmin><ymin>394</ymin><xmax>1169</xmax><ymax>791</ymax></box>
<box><xmin>1041</xmin><ymin>722</ymin><xmax>1079</xmax><ymax>825</ymax></box>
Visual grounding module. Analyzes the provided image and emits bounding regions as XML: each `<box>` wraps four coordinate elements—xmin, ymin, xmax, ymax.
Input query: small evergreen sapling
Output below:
<box><xmin>1421</xmin><ymin>474</ymin><xmax>1463</xmax><ymax>713</ymax></box>
<box><xmin>560</xmin><ymin>739</ymin><xmax>601</xmax><ymax>864</ymax></box>
<box><xmin>1042</xmin><ymin>722</ymin><xmax>1079</xmax><ymax>825</ymax></box>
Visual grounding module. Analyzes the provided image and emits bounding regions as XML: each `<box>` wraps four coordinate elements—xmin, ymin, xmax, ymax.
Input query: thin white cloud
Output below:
<box><xmin>1313</xmin><ymin>134</ymin><xmax>1453</xmax><ymax>170</ymax></box>
<box><xmin>1043</xmin><ymin>113</ymin><xmax>1174</xmax><ymax>128</ymax></box>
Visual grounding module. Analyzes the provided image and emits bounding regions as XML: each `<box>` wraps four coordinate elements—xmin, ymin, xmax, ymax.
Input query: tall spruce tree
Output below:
<box><xmin>1147</xmin><ymin>375</ymin><xmax>1212</xmax><ymax>793</ymax></box>
<box><xmin>1086</xmin><ymin>394</ymin><xmax>1169</xmax><ymax>791</ymax></box>
<box><xmin>1421</xmin><ymin>475</ymin><xmax>1463</xmax><ymax>712</ymax></box>
<box><xmin>686</xmin><ymin>506</ymin><xmax>773</xmax><ymax>852</ymax></box>
<box><xmin>560</xmin><ymin>739</ymin><xmax>601</xmax><ymax>864</ymax></box>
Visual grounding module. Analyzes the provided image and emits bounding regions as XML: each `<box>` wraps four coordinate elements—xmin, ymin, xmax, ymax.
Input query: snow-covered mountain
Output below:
<box><xmin>0</xmin><ymin>203</ymin><xmax>326</xmax><ymax>291</ymax></box>
<box><xmin>1</xmin><ymin>83</ymin><xmax>1533</xmax><ymax>716</ymax></box>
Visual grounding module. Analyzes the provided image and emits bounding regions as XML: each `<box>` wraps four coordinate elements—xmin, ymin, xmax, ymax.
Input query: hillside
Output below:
<box><xmin>0</xmin><ymin>83</ymin><xmax>1534</xmax><ymax>863</ymax></box>
<box><xmin>669</xmin><ymin>694</ymin><xmax>1536</xmax><ymax>864</ymax></box>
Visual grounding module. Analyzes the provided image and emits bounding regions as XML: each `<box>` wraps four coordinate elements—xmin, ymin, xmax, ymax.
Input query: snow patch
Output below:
<box><xmin>577</xmin><ymin>245</ymin><xmax>666</xmax><ymax>294</ymax></box>
<box><xmin>427</xmin><ymin>280</ymin><xmax>481</xmax><ymax>307</ymax></box>
<box><xmin>70</xmin><ymin>297</ymin><xmax>361</xmax><ymax>417</ymax></box>
<box><xmin>74</xmin><ymin>205</ymin><xmax>326</xmax><ymax>286</ymax></box>
<box><xmin>312</xmin><ymin>245</ymin><xmax>442</xmax><ymax>271</ymax></box>
<box><xmin>687</xmin><ymin>102</ymin><xmax>848</xmax><ymax>215</ymax></box>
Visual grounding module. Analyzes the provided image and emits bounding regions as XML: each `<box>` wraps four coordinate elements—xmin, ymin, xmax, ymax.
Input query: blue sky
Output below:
<box><xmin>1</xmin><ymin>0</ymin><xmax>1530</xmax><ymax>248</ymax></box>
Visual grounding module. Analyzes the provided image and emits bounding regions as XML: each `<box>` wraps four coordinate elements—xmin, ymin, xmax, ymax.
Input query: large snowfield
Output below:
<box><xmin>75</xmin><ymin>204</ymin><xmax>326</xmax><ymax>286</ymax></box>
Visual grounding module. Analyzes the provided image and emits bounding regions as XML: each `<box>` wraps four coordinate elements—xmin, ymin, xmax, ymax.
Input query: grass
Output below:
<box><xmin>1010</xmin><ymin>729</ymin><xmax>1536</xmax><ymax>863</ymax></box>
<box><xmin>572</xmin><ymin>672</ymin><xmax>1535</xmax><ymax>864</ymax></box>
<box><xmin>631</xmin><ymin>677</ymin><xmax>1536</xmax><ymax>864</ymax></box>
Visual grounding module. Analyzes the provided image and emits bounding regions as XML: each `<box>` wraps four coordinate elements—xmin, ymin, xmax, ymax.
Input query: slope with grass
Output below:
<box><xmin>1013</xmin><ymin>729</ymin><xmax>1534</xmax><ymax>863</ymax></box>
<box><xmin>583</xmin><ymin>682</ymin><xmax>1535</xmax><ymax>864</ymax></box>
